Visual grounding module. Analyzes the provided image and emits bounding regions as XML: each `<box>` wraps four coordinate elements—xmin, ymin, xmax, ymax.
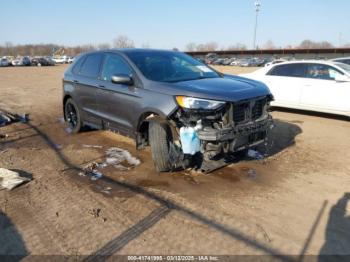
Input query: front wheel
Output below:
<box><xmin>64</xmin><ymin>98</ymin><xmax>83</xmax><ymax>133</ymax></box>
<box><xmin>148</xmin><ymin>121</ymin><xmax>174</xmax><ymax>172</ymax></box>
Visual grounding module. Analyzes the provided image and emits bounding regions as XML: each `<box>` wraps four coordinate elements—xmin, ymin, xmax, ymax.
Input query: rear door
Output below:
<box><xmin>96</xmin><ymin>53</ymin><xmax>140</xmax><ymax>136</ymax></box>
<box><xmin>73</xmin><ymin>53</ymin><xmax>104</xmax><ymax>125</ymax></box>
<box><xmin>264</xmin><ymin>63</ymin><xmax>306</xmax><ymax>107</ymax></box>
<box><xmin>300</xmin><ymin>63</ymin><xmax>350</xmax><ymax>112</ymax></box>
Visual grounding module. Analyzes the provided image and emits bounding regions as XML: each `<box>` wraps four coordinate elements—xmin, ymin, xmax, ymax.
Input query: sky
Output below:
<box><xmin>1</xmin><ymin>0</ymin><xmax>349</xmax><ymax>50</ymax></box>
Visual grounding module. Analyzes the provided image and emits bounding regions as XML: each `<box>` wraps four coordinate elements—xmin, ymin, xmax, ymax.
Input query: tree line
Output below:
<box><xmin>1</xmin><ymin>35</ymin><xmax>349</xmax><ymax>57</ymax></box>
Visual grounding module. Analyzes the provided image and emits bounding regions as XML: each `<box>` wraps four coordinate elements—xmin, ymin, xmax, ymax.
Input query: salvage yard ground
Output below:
<box><xmin>0</xmin><ymin>65</ymin><xmax>350</xmax><ymax>258</ymax></box>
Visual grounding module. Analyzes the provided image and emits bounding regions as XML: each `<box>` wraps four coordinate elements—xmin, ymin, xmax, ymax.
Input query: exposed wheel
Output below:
<box><xmin>148</xmin><ymin>121</ymin><xmax>173</xmax><ymax>172</ymax></box>
<box><xmin>64</xmin><ymin>98</ymin><xmax>83</xmax><ymax>133</ymax></box>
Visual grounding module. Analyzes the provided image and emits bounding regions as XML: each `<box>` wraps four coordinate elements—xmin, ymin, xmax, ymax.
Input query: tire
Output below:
<box><xmin>64</xmin><ymin>98</ymin><xmax>83</xmax><ymax>133</ymax></box>
<box><xmin>148</xmin><ymin>121</ymin><xmax>173</xmax><ymax>172</ymax></box>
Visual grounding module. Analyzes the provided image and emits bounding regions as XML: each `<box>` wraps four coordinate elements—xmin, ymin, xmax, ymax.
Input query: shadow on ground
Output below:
<box><xmin>319</xmin><ymin>193</ymin><xmax>350</xmax><ymax>261</ymax></box>
<box><xmin>257</xmin><ymin>119</ymin><xmax>302</xmax><ymax>157</ymax></box>
<box><xmin>0</xmin><ymin>211</ymin><xmax>28</xmax><ymax>258</ymax></box>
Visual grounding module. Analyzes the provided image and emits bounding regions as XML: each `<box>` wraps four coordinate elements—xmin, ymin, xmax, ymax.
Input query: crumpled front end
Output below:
<box><xmin>170</xmin><ymin>95</ymin><xmax>273</xmax><ymax>171</ymax></box>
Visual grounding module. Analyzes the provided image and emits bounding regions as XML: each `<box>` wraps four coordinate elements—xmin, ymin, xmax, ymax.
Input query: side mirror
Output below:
<box><xmin>111</xmin><ymin>74</ymin><xmax>134</xmax><ymax>85</ymax></box>
<box><xmin>335</xmin><ymin>74</ymin><xmax>350</xmax><ymax>82</ymax></box>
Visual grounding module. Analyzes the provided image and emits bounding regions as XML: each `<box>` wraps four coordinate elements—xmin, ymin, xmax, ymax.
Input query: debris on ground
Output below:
<box><xmin>247</xmin><ymin>149</ymin><xmax>264</xmax><ymax>160</ymax></box>
<box><xmin>0</xmin><ymin>111</ymin><xmax>29</xmax><ymax>126</ymax></box>
<box><xmin>105</xmin><ymin>147</ymin><xmax>141</xmax><ymax>167</ymax></box>
<box><xmin>83</xmin><ymin>144</ymin><xmax>103</xmax><ymax>149</ymax></box>
<box><xmin>247</xmin><ymin>169</ymin><xmax>258</xmax><ymax>179</ymax></box>
<box><xmin>0</xmin><ymin>168</ymin><xmax>31</xmax><ymax>190</ymax></box>
<box><xmin>88</xmin><ymin>208</ymin><xmax>101</xmax><ymax>218</ymax></box>
<box><xmin>78</xmin><ymin>147</ymin><xmax>140</xmax><ymax>181</ymax></box>
<box><xmin>0</xmin><ymin>134</ymin><xmax>9</xmax><ymax>139</ymax></box>
<box><xmin>80</xmin><ymin>162</ymin><xmax>104</xmax><ymax>181</ymax></box>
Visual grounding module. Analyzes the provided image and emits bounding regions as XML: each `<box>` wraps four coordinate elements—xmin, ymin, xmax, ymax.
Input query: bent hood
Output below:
<box><xmin>152</xmin><ymin>75</ymin><xmax>271</xmax><ymax>103</ymax></box>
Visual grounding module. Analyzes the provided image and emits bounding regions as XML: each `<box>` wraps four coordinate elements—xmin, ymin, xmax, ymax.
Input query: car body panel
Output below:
<box><xmin>241</xmin><ymin>60</ymin><xmax>350</xmax><ymax>117</ymax></box>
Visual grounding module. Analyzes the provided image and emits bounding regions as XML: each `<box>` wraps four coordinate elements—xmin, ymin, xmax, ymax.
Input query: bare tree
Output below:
<box><xmin>113</xmin><ymin>35</ymin><xmax>135</xmax><ymax>48</ymax></box>
<box><xmin>226</xmin><ymin>43</ymin><xmax>247</xmax><ymax>50</ymax></box>
<box><xmin>185</xmin><ymin>42</ymin><xmax>197</xmax><ymax>51</ymax></box>
<box><xmin>97</xmin><ymin>43</ymin><xmax>111</xmax><ymax>50</ymax></box>
<box><xmin>262</xmin><ymin>40</ymin><xmax>276</xmax><ymax>49</ymax></box>
<box><xmin>196</xmin><ymin>41</ymin><xmax>218</xmax><ymax>51</ymax></box>
<box><xmin>298</xmin><ymin>39</ymin><xmax>334</xmax><ymax>49</ymax></box>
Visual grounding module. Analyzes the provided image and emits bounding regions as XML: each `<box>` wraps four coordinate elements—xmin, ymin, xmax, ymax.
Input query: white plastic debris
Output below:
<box><xmin>0</xmin><ymin>168</ymin><xmax>31</xmax><ymax>190</ymax></box>
<box><xmin>247</xmin><ymin>149</ymin><xmax>264</xmax><ymax>160</ymax></box>
<box><xmin>105</xmin><ymin>147</ymin><xmax>140</xmax><ymax>166</ymax></box>
<box><xmin>83</xmin><ymin>144</ymin><xmax>103</xmax><ymax>149</ymax></box>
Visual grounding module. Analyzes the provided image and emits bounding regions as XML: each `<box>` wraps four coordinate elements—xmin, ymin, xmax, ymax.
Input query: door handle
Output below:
<box><xmin>73</xmin><ymin>80</ymin><xmax>79</xmax><ymax>83</ymax></box>
<box><xmin>98</xmin><ymin>85</ymin><xmax>105</xmax><ymax>88</ymax></box>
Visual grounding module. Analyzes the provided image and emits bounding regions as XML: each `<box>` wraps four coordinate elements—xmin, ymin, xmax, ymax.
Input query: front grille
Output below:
<box><xmin>232</xmin><ymin>103</ymin><xmax>248</xmax><ymax>123</ymax></box>
<box><xmin>252</xmin><ymin>98</ymin><xmax>266</xmax><ymax>120</ymax></box>
<box><xmin>232</xmin><ymin>98</ymin><xmax>266</xmax><ymax>124</ymax></box>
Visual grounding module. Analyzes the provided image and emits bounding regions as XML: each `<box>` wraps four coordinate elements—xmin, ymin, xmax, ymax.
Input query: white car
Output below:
<box><xmin>0</xmin><ymin>57</ymin><xmax>10</xmax><ymax>66</ymax></box>
<box><xmin>331</xmin><ymin>56</ymin><xmax>350</xmax><ymax>66</ymax></box>
<box><xmin>52</xmin><ymin>56</ymin><xmax>68</xmax><ymax>64</ymax></box>
<box><xmin>241</xmin><ymin>60</ymin><xmax>350</xmax><ymax>117</ymax></box>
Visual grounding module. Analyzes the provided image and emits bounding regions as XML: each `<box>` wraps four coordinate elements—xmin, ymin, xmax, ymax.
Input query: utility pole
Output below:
<box><xmin>253</xmin><ymin>0</ymin><xmax>261</xmax><ymax>50</ymax></box>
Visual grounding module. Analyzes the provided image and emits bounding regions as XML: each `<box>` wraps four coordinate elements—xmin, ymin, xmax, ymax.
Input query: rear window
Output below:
<box><xmin>79</xmin><ymin>54</ymin><xmax>103</xmax><ymax>78</ymax></box>
<box><xmin>267</xmin><ymin>64</ymin><xmax>306</xmax><ymax>77</ymax></box>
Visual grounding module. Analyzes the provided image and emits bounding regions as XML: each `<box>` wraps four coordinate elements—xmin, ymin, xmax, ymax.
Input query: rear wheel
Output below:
<box><xmin>148</xmin><ymin>121</ymin><xmax>173</xmax><ymax>172</ymax></box>
<box><xmin>64</xmin><ymin>98</ymin><xmax>83</xmax><ymax>133</ymax></box>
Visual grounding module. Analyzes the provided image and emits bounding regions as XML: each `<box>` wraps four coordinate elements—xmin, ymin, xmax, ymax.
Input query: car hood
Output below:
<box><xmin>150</xmin><ymin>75</ymin><xmax>271</xmax><ymax>102</ymax></box>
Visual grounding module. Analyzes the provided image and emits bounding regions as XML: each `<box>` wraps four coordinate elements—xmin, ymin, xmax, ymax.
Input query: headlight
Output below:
<box><xmin>176</xmin><ymin>96</ymin><xmax>225</xmax><ymax>110</ymax></box>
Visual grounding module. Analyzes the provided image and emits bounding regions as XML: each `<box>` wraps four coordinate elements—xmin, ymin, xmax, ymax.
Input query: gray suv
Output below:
<box><xmin>63</xmin><ymin>49</ymin><xmax>273</xmax><ymax>172</ymax></box>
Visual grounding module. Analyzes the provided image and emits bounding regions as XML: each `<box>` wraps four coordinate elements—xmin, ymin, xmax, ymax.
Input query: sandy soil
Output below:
<box><xmin>0</xmin><ymin>65</ymin><xmax>349</xmax><ymax>259</ymax></box>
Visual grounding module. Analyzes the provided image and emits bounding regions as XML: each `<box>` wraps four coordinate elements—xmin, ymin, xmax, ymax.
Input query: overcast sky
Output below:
<box><xmin>1</xmin><ymin>0</ymin><xmax>349</xmax><ymax>50</ymax></box>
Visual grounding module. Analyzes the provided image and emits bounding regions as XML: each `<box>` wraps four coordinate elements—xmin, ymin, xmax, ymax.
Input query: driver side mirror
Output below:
<box><xmin>335</xmin><ymin>74</ymin><xmax>350</xmax><ymax>82</ymax></box>
<box><xmin>111</xmin><ymin>74</ymin><xmax>134</xmax><ymax>85</ymax></box>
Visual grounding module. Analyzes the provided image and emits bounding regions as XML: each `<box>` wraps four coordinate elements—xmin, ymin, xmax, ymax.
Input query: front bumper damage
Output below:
<box><xmin>171</xmin><ymin>96</ymin><xmax>274</xmax><ymax>173</ymax></box>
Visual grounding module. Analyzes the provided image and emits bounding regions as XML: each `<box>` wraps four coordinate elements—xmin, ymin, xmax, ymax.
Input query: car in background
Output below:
<box><xmin>241</xmin><ymin>60</ymin><xmax>350</xmax><ymax>117</ymax></box>
<box><xmin>264</xmin><ymin>59</ymin><xmax>287</xmax><ymax>67</ymax></box>
<box><xmin>52</xmin><ymin>56</ymin><xmax>68</xmax><ymax>64</ymax></box>
<box><xmin>0</xmin><ymin>57</ymin><xmax>10</xmax><ymax>67</ymax></box>
<box><xmin>67</xmin><ymin>57</ymin><xmax>75</xmax><ymax>63</ymax></box>
<box><xmin>63</xmin><ymin>49</ymin><xmax>273</xmax><ymax>172</ymax></box>
<box><xmin>332</xmin><ymin>57</ymin><xmax>350</xmax><ymax>66</ymax></box>
<box><xmin>21</xmin><ymin>56</ymin><xmax>31</xmax><ymax>66</ymax></box>
<box><xmin>31</xmin><ymin>57</ymin><xmax>54</xmax><ymax>66</ymax></box>
<box><xmin>11</xmin><ymin>57</ymin><xmax>21</xmax><ymax>66</ymax></box>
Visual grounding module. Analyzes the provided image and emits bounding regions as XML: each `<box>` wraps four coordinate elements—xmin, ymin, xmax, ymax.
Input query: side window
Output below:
<box><xmin>306</xmin><ymin>64</ymin><xmax>343</xmax><ymax>80</ymax></box>
<box><xmin>79</xmin><ymin>54</ymin><xmax>103</xmax><ymax>78</ymax></box>
<box><xmin>267</xmin><ymin>64</ymin><xmax>305</xmax><ymax>77</ymax></box>
<box><xmin>72</xmin><ymin>56</ymin><xmax>85</xmax><ymax>75</ymax></box>
<box><xmin>101</xmin><ymin>54</ymin><xmax>133</xmax><ymax>82</ymax></box>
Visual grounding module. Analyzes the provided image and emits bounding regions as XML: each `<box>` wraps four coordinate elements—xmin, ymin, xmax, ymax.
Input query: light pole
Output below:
<box><xmin>253</xmin><ymin>0</ymin><xmax>261</xmax><ymax>50</ymax></box>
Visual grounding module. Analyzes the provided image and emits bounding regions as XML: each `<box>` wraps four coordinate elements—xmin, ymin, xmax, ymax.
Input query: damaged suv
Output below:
<box><xmin>63</xmin><ymin>49</ymin><xmax>273</xmax><ymax>172</ymax></box>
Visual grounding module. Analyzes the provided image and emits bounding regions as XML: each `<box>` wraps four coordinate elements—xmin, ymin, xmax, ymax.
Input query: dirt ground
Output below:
<box><xmin>0</xmin><ymin>65</ymin><xmax>349</xmax><ymax>260</ymax></box>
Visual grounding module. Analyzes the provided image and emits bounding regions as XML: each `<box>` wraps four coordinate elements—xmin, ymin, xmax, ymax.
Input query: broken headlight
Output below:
<box><xmin>175</xmin><ymin>96</ymin><xmax>225</xmax><ymax>110</ymax></box>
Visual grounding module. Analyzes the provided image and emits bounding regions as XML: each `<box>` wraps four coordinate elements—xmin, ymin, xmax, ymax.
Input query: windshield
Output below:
<box><xmin>126</xmin><ymin>51</ymin><xmax>220</xmax><ymax>82</ymax></box>
<box><xmin>335</xmin><ymin>62</ymin><xmax>350</xmax><ymax>74</ymax></box>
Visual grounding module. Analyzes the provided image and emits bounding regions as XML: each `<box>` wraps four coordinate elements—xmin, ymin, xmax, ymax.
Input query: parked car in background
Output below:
<box><xmin>31</xmin><ymin>57</ymin><xmax>54</xmax><ymax>66</ymax></box>
<box><xmin>241</xmin><ymin>60</ymin><xmax>350</xmax><ymax>117</ymax></box>
<box><xmin>63</xmin><ymin>49</ymin><xmax>273</xmax><ymax>172</ymax></box>
<box><xmin>11</xmin><ymin>57</ymin><xmax>21</xmax><ymax>66</ymax></box>
<box><xmin>332</xmin><ymin>57</ymin><xmax>350</xmax><ymax>66</ymax></box>
<box><xmin>52</xmin><ymin>56</ymin><xmax>68</xmax><ymax>64</ymax></box>
<box><xmin>21</xmin><ymin>56</ymin><xmax>31</xmax><ymax>66</ymax></box>
<box><xmin>0</xmin><ymin>57</ymin><xmax>10</xmax><ymax>67</ymax></box>
<box><xmin>264</xmin><ymin>59</ymin><xmax>288</xmax><ymax>67</ymax></box>
<box><xmin>67</xmin><ymin>57</ymin><xmax>75</xmax><ymax>63</ymax></box>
